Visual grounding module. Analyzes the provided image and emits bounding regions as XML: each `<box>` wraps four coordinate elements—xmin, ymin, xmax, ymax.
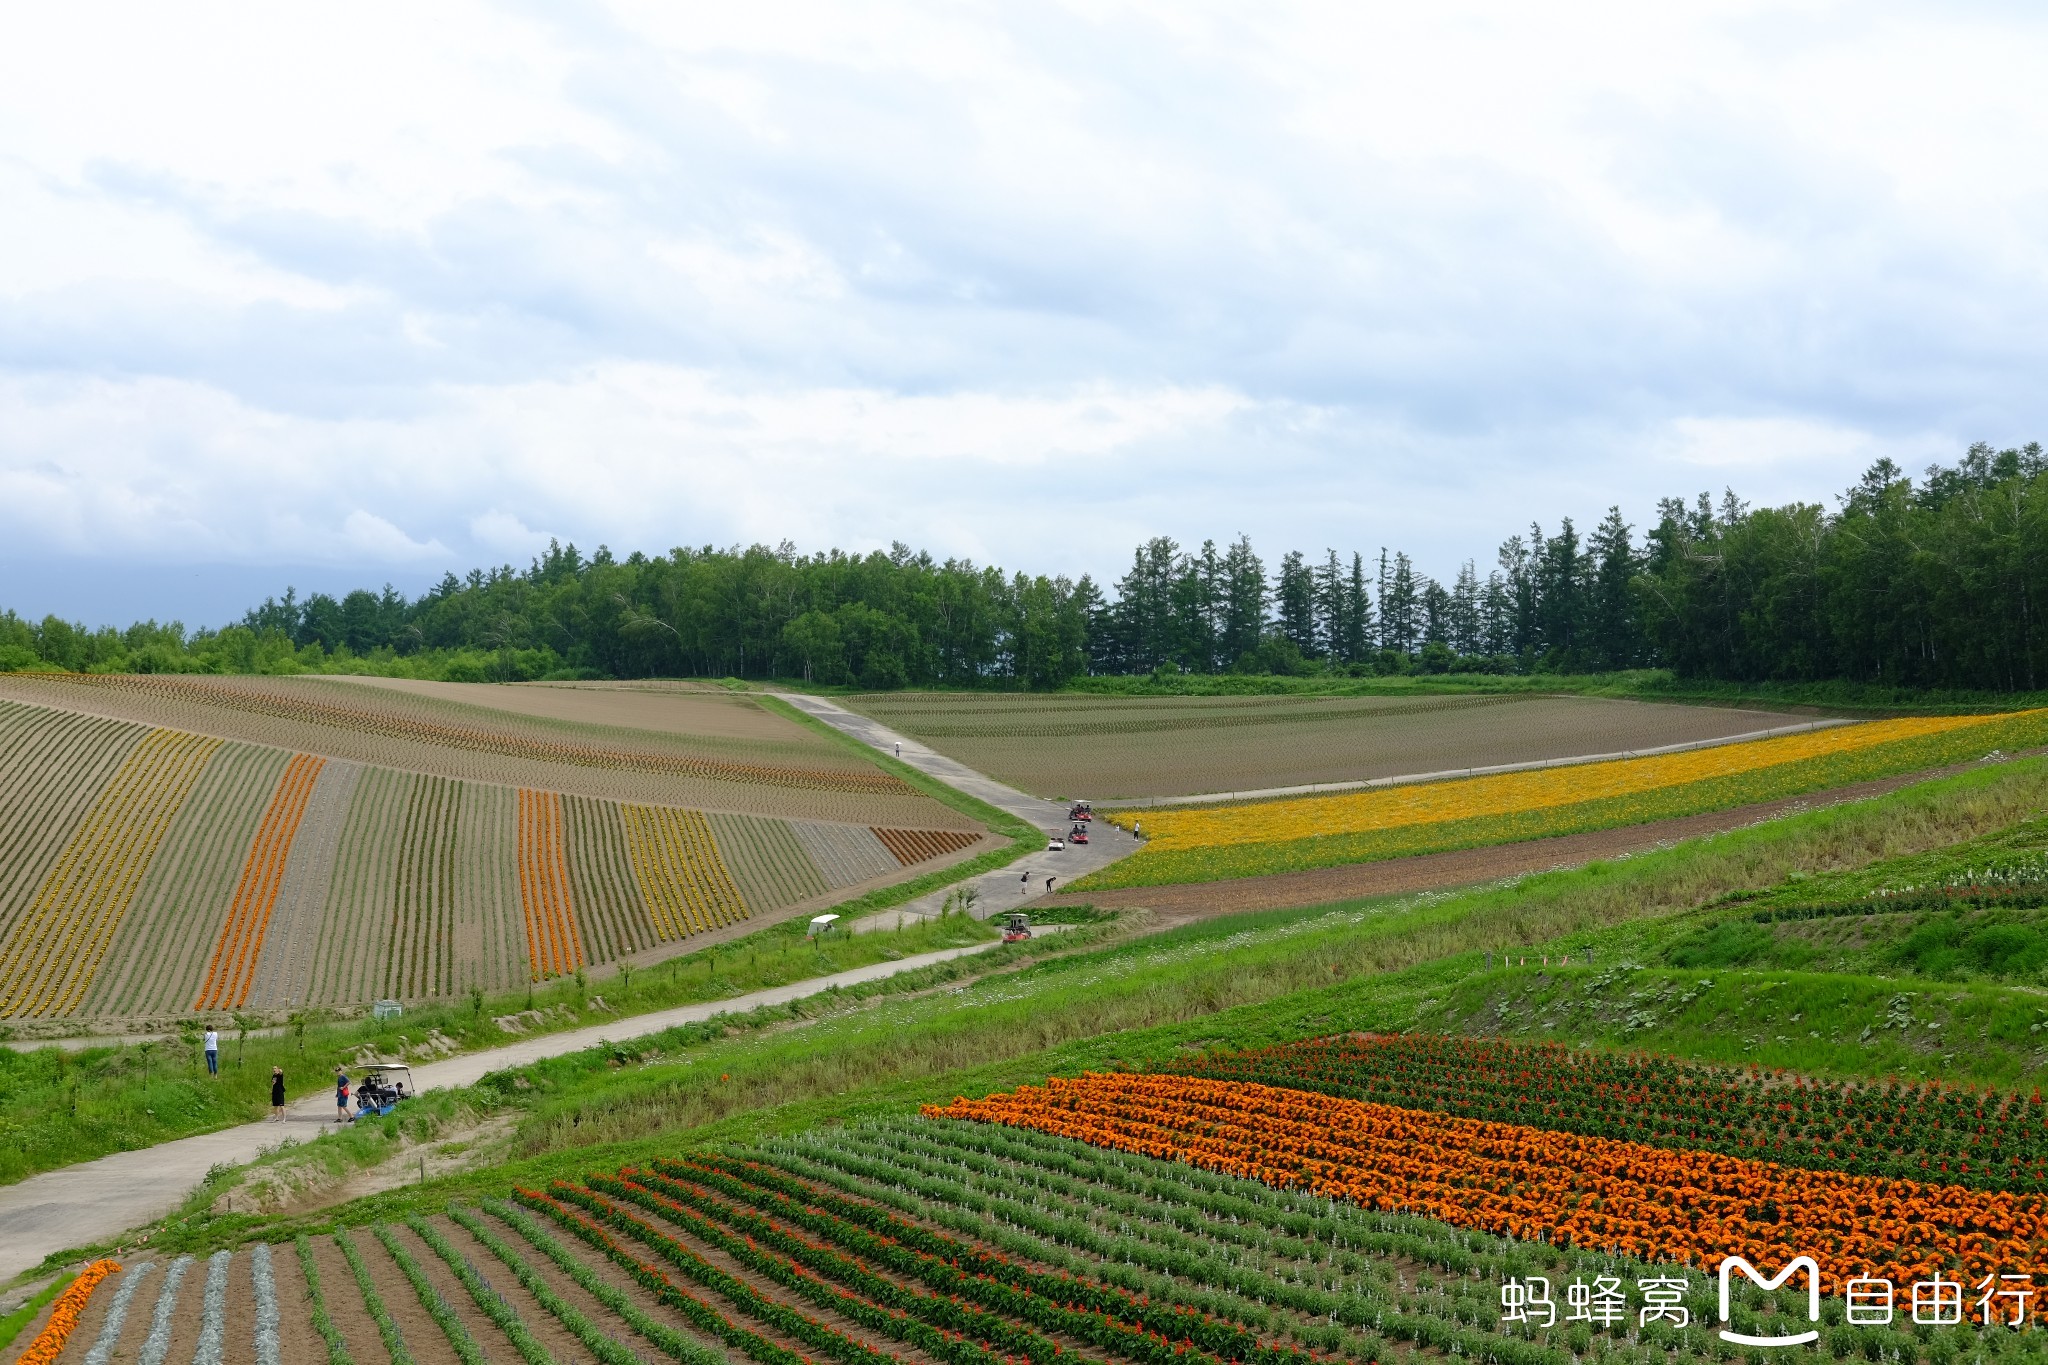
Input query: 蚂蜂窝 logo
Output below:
<box><xmin>1718</xmin><ymin>1257</ymin><xmax>1821</xmax><ymax>1347</ymax></box>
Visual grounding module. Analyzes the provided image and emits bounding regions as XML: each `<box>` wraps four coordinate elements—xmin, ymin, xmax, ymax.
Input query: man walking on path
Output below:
<box><xmin>203</xmin><ymin>1028</ymin><xmax>219</xmax><ymax>1077</ymax></box>
<box><xmin>334</xmin><ymin>1069</ymin><xmax>351</xmax><ymax>1123</ymax></box>
<box><xmin>270</xmin><ymin>1068</ymin><xmax>286</xmax><ymax>1122</ymax></box>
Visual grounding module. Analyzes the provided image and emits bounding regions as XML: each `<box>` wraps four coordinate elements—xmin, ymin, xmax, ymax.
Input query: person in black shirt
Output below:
<box><xmin>270</xmin><ymin>1067</ymin><xmax>286</xmax><ymax>1122</ymax></box>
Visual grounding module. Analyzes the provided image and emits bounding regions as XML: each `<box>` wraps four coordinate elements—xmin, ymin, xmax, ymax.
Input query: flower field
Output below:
<box><xmin>1165</xmin><ymin>1034</ymin><xmax>2048</xmax><ymax>1190</ymax></box>
<box><xmin>929</xmin><ymin>1070</ymin><xmax>2048</xmax><ymax>1285</ymax></box>
<box><xmin>45</xmin><ymin>1109</ymin><xmax>2040</xmax><ymax>1365</ymax></box>
<box><xmin>1084</xmin><ymin>708</ymin><xmax>2048</xmax><ymax>888</ymax></box>
<box><xmin>0</xmin><ymin>727</ymin><xmax>221</xmax><ymax>1018</ymax></box>
<box><xmin>0</xmin><ymin>693</ymin><xmax>997</xmax><ymax>1020</ymax></box>
<box><xmin>518</xmin><ymin>786</ymin><xmax>585</xmax><ymax>981</ymax></box>
<box><xmin>846</xmin><ymin>690</ymin><xmax>1802</xmax><ymax>800</ymax></box>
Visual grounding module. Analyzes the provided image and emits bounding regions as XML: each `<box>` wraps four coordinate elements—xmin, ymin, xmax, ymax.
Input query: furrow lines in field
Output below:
<box><xmin>0</xmin><ymin>728</ymin><xmax>223</xmax><ymax>1017</ymax></box>
<box><xmin>457</xmin><ymin>780</ymin><xmax>524</xmax><ymax>996</ymax></box>
<box><xmin>562</xmin><ymin>795</ymin><xmax>652</xmax><ymax>963</ymax></box>
<box><xmin>518</xmin><ymin>787</ymin><xmax>584</xmax><ymax>980</ymax></box>
<box><xmin>621</xmin><ymin>805</ymin><xmax>749</xmax><ymax>941</ymax></box>
<box><xmin>706</xmin><ymin>812</ymin><xmax>828</xmax><ymax>914</ymax></box>
<box><xmin>0</xmin><ymin>700</ymin><xmax>146</xmax><ymax>945</ymax></box>
<box><xmin>311</xmin><ymin>765</ymin><xmax>410</xmax><ymax>1006</ymax></box>
<box><xmin>15</xmin><ymin>671</ymin><xmax>908</xmax><ymax>794</ymax></box>
<box><xmin>246</xmin><ymin>758</ymin><xmax>360</xmax><ymax>1010</ymax></box>
<box><xmin>193</xmin><ymin>752</ymin><xmax>327</xmax><ymax>1011</ymax></box>
<box><xmin>788</xmin><ymin>822</ymin><xmax>899</xmax><ymax>890</ymax></box>
<box><xmin>870</xmin><ymin>828</ymin><xmax>982</xmax><ymax>868</ymax></box>
<box><xmin>83</xmin><ymin>741</ymin><xmax>291</xmax><ymax>1017</ymax></box>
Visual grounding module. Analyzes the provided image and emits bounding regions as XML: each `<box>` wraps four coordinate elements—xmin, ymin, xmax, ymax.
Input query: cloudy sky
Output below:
<box><xmin>5</xmin><ymin>2</ymin><xmax>2047</xmax><ymax>625</ymax></box>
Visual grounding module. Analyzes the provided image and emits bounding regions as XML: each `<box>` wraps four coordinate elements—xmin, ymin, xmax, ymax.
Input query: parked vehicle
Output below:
<box><xmin>353</xmin><ymin>1063</ymin><xmax>413</xmax><ymax>1118</ymax></box>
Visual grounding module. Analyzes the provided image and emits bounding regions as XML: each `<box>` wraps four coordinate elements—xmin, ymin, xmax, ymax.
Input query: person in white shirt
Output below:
<box><xmin>203</xmin><ymin>1027</ymin><xmax>220</xmax><ymax>1077</ymax></box>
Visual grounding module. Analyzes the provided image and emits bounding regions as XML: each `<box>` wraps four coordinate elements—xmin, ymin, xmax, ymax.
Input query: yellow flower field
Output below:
<box><xmin>1115</xmin><ymin>712</ymin><xmax>2016</xmax><ymax>854</ymax></box>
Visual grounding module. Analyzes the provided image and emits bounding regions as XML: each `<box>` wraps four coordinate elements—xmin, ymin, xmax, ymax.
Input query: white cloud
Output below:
<box><xmin>3</xmin><ymin>2</ymin><xmax>2048</xmax><ymax>616</ymax></box>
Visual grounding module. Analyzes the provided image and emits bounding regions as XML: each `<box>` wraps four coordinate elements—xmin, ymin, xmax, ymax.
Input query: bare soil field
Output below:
<box><xmin>1039</xmin><ymin>766</ymin><xmax>1963</xmax><ymax>922</ymax></box>
<box><xmin>0</xmin><ymin>672</ymin><xmax>971</xmax><ymax>826</ymax></box>
<box><xmin>845</xmin><ymin>691</ymin><xmax>1806</xmax><ymax>799</ymax></box>
<box><xmin>343</xmin><ymin>672</ymin><xmax>801</xmax><ymax>740</ymax></box>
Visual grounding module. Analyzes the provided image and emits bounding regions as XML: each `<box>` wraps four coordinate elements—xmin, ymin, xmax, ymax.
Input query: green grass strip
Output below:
<box><xmin>372</xmin><ymin>1224</ymin><xmax>488</xmax><ymax>1365</ymax></box>
<box><xmin>449</xmin><ymin>1205</ymin><xmax>661</xmax><ymax>1365</ymax></box>
<box><xmin>333</xmin><ymin>1228</ymin><xmax>417</xmax><ymax>1365</ymax></box>
<box><xmin>483</xmin><ymin>1199</ymin><xmax>730</xmax><ymax>1365</ymax></box>
<box><xmin>0</xmin><ymin>1269</ymin><xmax>76</xmax><ymax>1353</ymax></box>
<box><xmin>1081</xmin><ymin>710</ymin><xmax>2048</xmax><ymax>888</ymax></box>
<box><xmin>406</xmin><ymin>1215</ymin><xmax>554</xmax><ymax>1365</ymax></box>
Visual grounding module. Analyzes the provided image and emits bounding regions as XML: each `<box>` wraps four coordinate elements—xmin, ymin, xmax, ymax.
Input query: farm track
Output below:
<box><xmin>850</xmin><ymin>690</ymin><xmax>1810</xmax><ymax>801</ymax></box>
<box><xmin>246</xmin><ymin>758</ymin><xmax>359</xmax><ymax>1010</ymax></box>
<box><xmin>86</xmin><ymin>742</ymin><xmax>292</xmax><ymax>1018</ymax></box>
<box><xmin>0</xmin><ymin>729</ymin><xmax>223</xmax><ymax>1018</ymax></box>
<box><xmin>193</xmin><ymin>752</ymin><xmax>325</xmax><ymax>1011</ymax></box>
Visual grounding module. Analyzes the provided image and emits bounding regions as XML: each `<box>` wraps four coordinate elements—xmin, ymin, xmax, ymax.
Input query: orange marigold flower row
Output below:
<box><xmin>926</xmin><ymin>1073</ymin><xmax>2048</xmax><ymax>1285</ymax></box>
<box><xmin>12</xmin><ymin>1259</ymin><xmax>119</xmax><ymax>1365</ymax></box>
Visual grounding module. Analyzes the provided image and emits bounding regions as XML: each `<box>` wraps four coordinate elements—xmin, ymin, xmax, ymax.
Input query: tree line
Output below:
<box><xmin>2</xmin><ymin>441</ymin><xmax>2043</xmax><ymax>692</ymax></box>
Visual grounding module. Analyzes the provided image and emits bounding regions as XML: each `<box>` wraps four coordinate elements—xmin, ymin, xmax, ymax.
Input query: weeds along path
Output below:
<box><xmin>0</xmin><ymin>936</ymin><xmax>1017</xmax><ymax>1285</ymax></box>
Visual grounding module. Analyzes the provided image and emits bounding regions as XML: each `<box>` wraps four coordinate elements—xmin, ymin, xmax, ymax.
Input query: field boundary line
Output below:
<box><xmin>1098</xmin><ymin>716</ymin><xmax>1854</xmax><ymax>808</ymax></box>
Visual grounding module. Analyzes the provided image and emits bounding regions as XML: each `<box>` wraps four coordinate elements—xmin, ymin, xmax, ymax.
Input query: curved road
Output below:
<box><xmin>0</xmin><ymin>698</ymin><xmax>1143</xmax><ymax>1284</ymax></box>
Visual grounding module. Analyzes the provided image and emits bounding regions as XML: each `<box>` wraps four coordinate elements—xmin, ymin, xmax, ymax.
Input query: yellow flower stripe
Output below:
<box><xmin>620</xmin><ymin>804</ymin><xmax>750</xmax><ymax>941</ymax></box>
<box><xmin>0</xmin><ymin>728</ymin><xmax>223</xmax><ymax>1017</ymax></box>
<box><xmin>1117</xmin><ymin>713</ymin><xmax>2011</xmax><ymax>854</ymax></box>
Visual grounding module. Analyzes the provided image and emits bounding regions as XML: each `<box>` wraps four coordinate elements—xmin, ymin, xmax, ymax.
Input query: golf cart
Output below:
<box><xmin>1002</xmin><ymin>913</ymin><xmax>1034</xmax><ymax>943</ymax></box>
<box><xmin>1068</xmin><ymin>801</ymin><xmax>1092</xmax><ymax>822</ymax></box>
<box><xmin>354</xmin><ymin>1063</ymin><xmax>413</xmax><ymax>1118</ymax></box>
<box><xmin>1069</xmin><ymin>825</ymin><xmax>1089</xmax><ymax>844</ymax></box>
<box><xmin>1046</xmin><ymin>835</ymin><xmax>1066</xmax><ymax>851</ymax></box>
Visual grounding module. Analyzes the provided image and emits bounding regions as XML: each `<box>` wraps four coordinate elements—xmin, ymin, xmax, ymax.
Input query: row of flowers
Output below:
<box><xmin>647</xmin><ymin>1154</ymin><xmax>1318</xmax><ymax>1365</ymax></box>
<box><xmin>1113</xmin><ymin>713</ymin><xmax>2011</xmax><ymax>854</ymax></box>
<box><xmin>11</xmin><ymin>1259</ymin><xmax>119</xmax><ymax>1365</ymax></box>
<box><xmin>1163</xmin><ymin>1034</ymin><xmax>2048</xmax><ymax>1191</ymax></box>
<box><xmin>927</xmin><ymin>1073</ymin><xmax>2048</xmax><ymax>1284</ymax></box>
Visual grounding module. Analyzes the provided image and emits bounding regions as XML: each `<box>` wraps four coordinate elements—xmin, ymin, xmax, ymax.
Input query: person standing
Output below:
<box><xmin>270</xmin><ymin>1067</ymin><xmax>287</xmax><ymax>1122</ymax></box>
<box><xmin>894</xmin><ymin>741</ymin><xmax>902</xmax><ymax>758</ymax></box>
<box><xmin>203</xmin><ymin>1027</ymin><xmax>219</xmax><ymax>1077</ymax></box>
<box><xmin>335</xmin><ymin>1069</ymin><xmax>351</xmax><ymax>1123</ymax></box>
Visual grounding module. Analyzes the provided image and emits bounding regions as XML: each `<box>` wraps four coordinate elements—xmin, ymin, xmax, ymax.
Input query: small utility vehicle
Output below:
<box><xmin>1002</xmin><ymin>913</ymin><xmax>1034</xmax><ymax>943</ymax></box>
<box><xmin>354</xmin><ymin>1063</ymin><xmax>414</xmax><ymax>1118</ymax></box>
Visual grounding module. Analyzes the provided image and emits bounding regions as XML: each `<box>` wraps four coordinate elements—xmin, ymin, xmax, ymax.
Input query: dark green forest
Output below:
<box><xmin>4</xmin><ymin>442</ymin><xmax>2044</xmax><ymax>692</ymax></box>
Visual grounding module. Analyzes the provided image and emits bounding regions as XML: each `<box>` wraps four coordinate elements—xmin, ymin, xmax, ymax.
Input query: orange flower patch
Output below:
<box><xmin>196</xmin><ymin>752</ymin><xmax>325</xmax><ymax>1010</ymax></box>
<box><xmin>12</xmin><ymin>1259</ymin><xmax>119</xmax><ymax>1365</ymax></box>
<box><xmin>928</xmin><ymin>1072</ymin><xmax>2048</xmax><ymax>1285</ymax></box>
<box><xmin>518</xmin><ymin>787</ymin><xmax>584</xmax><ymax>980</ymax></box>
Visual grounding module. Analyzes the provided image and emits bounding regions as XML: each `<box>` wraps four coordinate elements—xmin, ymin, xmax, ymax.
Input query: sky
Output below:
<box><xmin>5</xmin><ymin>2</ymin><xmax>2048</xmax><ymax>627</ymax></box>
